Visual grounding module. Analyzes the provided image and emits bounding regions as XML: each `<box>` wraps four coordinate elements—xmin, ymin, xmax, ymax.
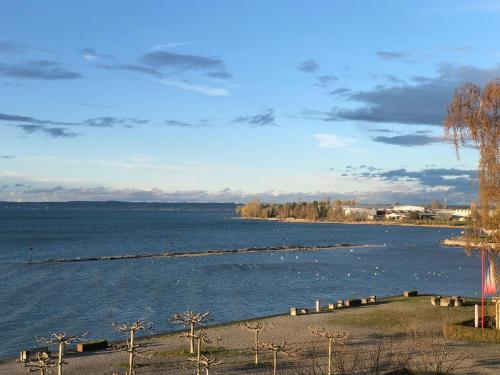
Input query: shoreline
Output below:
<box><xmin>236</xmin><ymin>216</ymin><xmax>464</xmax><ymax>229</ymax></box>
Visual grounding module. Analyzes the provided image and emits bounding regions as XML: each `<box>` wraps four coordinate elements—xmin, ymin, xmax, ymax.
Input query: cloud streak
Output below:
<box><xmin>17</xmin><ymin>124</ymin><xmax>78</xmax><ymax>138</ymax></box>
<box><xmin>298</xmin><ymin>59</ymin><xmax>320</xmax><ymax>73</ymax></box>
<box><xmin>232</xmin><ymin>108</ymin><xmax>275</xmax><ymax>127</ymax></box>
<box><xmin>0</xmin><ymin>60</ymin><xmax>81</xmax><ymax>80</ymax></box>
<box><xmin>376</xmin><ymin>51</ymin><xmax>410</xmax><ymax>60</ymax></box>
<box><xmin>372</xmin><ymin>134</ymin><xmax>443</xmax><ymax>147</ymax></box>
<box><xmin>157</xmin><ymin>79</ymin><xmax>229</xmax><ymax>96</ymax></box>
<box><xmin>140</xmin><ymin>50</ymin><xmax>231</xmax><ymax>78</ymax></box>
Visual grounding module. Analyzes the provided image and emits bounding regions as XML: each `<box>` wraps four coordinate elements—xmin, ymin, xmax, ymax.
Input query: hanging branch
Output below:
<box><xmin>309</xmin><ymin>327</ymin><xmax>351</xmax><ymax>375</ymax></box>
<box><xmin>170</xmin><ymin>311</ymin><xmax>211</xmax><ymax>354</ymax></box>
<box><xmin>444</xmin><ymin>80</ymin><xmax>500</xmax><ymax>254</ymax></box>
<box><xmin>261</xmin><ymin>341</ymin><xmax>298</xmax><ymax>375</ymax></box>
<box><xmin>21</xmin><ymin>352</ymin><xmax>56</xmax><ymax>375</ymax></box>
<box><xmin>240</xmin><ymin>321</ymin><xmax>272</xmax><ymax>365</ymax></box>
<box><xmin>36</xmin><ymin>332</ymin><xmax>87</xmax><ymax>375</ymax></box>
<box><xmin>113</xmin><ymin>320</ymin><xmax>153</xmax><ymax>375</ymax></box>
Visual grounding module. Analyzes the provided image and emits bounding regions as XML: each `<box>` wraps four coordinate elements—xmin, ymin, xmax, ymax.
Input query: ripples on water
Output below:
<box><xmin>0</xmin><ymin>202</ymin><xmax>477</xmax><ymax>359</ymax></box>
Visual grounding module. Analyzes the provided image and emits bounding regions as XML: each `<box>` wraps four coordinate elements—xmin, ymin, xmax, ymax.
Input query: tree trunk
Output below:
<box><xmin>58</xmin><ymin>342</ymin><xmax>63</xmax><ymax>375</ymax></box>
<box><xmin>129</xmin><ymin>330</ymin><xmax>135</xmax><ymax>375</ymax></box>
<box><xmin>190</xmin><ymin>323</ymin><xmax>195</xmax><ymax>354</ymax></box>
<box><xmin>273</xmin><ymin>350</ymin><xmax>277</xmax><ymax>375</ymax></box>
<box><xmin>328</xmin><ymin>339</ymin><xmax>332</xmax><ymax>375</ymax></box>
<box><xmin>196</xmin><ymin>336</ymin><xmax>201</xmax><ymax>375</ymax></box>
<box><xmin>254</xmin><ymin>331</ymin><xmax>259</xmax><ymax>365</ymax></box>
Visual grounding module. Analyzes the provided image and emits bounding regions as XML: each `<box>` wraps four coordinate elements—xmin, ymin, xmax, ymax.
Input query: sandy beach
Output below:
<box><xmin>3</xmin><ymin>295</ymin><xmax>500</xmax><ymax>374</ymax></box>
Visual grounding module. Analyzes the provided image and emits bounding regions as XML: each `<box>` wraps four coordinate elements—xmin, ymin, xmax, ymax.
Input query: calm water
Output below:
<box><xmin>0</xmin><ymin>202</ymin><xmax>478</xmax><ymax>359</ymax></box>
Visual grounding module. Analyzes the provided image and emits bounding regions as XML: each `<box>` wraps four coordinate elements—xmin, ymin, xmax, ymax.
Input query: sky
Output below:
<box><xmin>0</xmin><ymin>0</ymin><xmax>499</xmax><ymax>204</ymax></box>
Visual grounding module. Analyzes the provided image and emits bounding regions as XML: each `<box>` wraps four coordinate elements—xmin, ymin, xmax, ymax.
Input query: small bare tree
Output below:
<box><xmin>199</xmin><ymin>355</ymin><xmax>222</xmax><ymax>375</ymax></box>
<box><xmin>181</xmin><ymin>329</ymin><xmax>220</xmax><ymax>375</ymax></box>
<box><xmin>241</xmin><ymin>321</ymin><xmax>272</xmax><ymax>365</ymax></box>
<box><xmin>170</xmin><ymin>311</ymin><xmax>210</xmax><ymax>354</ymax></box>
<box><xmin>188</xmin><ymin>354</ymin><xmax>222</xmax><ymax>375</ymax></box>
<box><xmin>309</xmin><ymin>327</ymin><xmax>351</xmax><ymax>375</ymax></box>
<box><xmin>37</xmin><ymin>332</ymin><xmax>87</xmax><ymax>375</ymax></box>
<box><xmin>261</xmin><ymin>341</ymin><xmax>297</xmax><ymax>375</ymax></box>
<box><xmin>21</xmin><ymin>352</ymin><xmax>56</xmax><ymax>375</ymax></box>
<box><xmin>113</xmin><ymin>320</ymin><xmax>153</xmax><ymax>375</ymax></box>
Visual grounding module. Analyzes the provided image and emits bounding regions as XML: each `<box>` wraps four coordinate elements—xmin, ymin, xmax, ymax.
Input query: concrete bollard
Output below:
<box><xmin>290</xmin><ymin>307</ymin><xmax>298</xmax><ymax>316</ymax></box>
<box><xmin>315</xmin><ymin>300</ymin><xmax>321</xmax><ymax>313</ymax></box>
<box><xmin>328</xmin><ymin>303</ymin><xmax>335</xmax><ymax>310</ymax></box>
<box><xmin>475</xmin><ymin>304</ymin><xmax>479</xmax><ymax>328</ymax></box>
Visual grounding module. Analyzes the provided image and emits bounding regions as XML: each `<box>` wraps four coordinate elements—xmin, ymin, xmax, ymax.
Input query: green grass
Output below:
<box><xmin>330</xmin><ymin>296</ymin><xmax>475</xmax><ymax>333</ymax></box>
<box><xmin>444</xmin><ymin>319</ymin><xmax>500</xmax><ymax>343</ymax></box>
<box><xmin>156</xmin><ymin>346</ymin><xmax>236</xmax><ymax>358</ymax></box>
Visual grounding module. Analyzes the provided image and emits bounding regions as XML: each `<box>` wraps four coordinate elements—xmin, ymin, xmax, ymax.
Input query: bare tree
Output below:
<box><xmin>113</xmin><ymin>320</ymin><xmax>153</xmax><ymax>375</ymax></box>
<box><xmin>309</xmin><ymin>327</ymin><xmax>351</xmax><ymax>375</ymax></box>
<box><xmin>241</xmin><ymin>321</ymin><xmax>272</xmax><ymax>365</ymax></box>
<box><xmin>261</xmin><ymin>341</ymin><xmax>297</xmax><ymax>375</ymax></box>
<box><xmin>188</xmin><ymin>354</ymin><xmax>222</xmax><ymax>375</ymax></box>
<box><xmin>181</xmin><ymin>329</ymin><xmax>220</xmax><ymax>375</ymax></box>
<box><xmin>170</xmin><ymin>311</ymin><xmax>210</xmax><ymax>354</ymax></box>
<box><xmin>36</xmin><ymin>332</ymin><xmax>87</xmax><ymax>375</ymax></box>
<box><xmin>21</xmin><ymin>352</ymin><xmax>56</xmax><ymax>375</ymax></box>
<box><xmin>444</xmin><ymin>80</ymin><xmax>500</xmax><ymax>253</ymax></box>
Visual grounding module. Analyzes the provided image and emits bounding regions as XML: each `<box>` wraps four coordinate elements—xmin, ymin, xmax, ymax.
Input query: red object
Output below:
<box><xmin>484</xmin><ymin>252</ymin><xmax>497</xmax><ymax>295</ymax></box>
<box><xmin>481</xmin><ymin>248</ymin><xmax>485</xmax><ymax>329</ymax></box>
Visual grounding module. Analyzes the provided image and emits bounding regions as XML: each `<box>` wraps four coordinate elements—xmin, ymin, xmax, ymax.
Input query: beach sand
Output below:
<box><xmin>2</xmin><ymin>295</ymin><xmax>500</xmax><ymax>374</ymax></box>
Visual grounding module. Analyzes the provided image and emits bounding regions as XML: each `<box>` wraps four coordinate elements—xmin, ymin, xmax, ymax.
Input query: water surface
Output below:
<box><xmin>0</xmin><ymin>202</ymin><xmax>477</xmax><ymax>359</ymax></box>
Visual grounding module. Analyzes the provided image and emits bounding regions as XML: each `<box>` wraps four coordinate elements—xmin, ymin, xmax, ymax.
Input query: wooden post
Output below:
<box><xmin>475</xmin><ymin>304</ymin><xmax>479</xmax><ymax>328</ymax></box>
<box><xmin>496</xmin><ymin>301</ymin><xmax>500</xmax><ymax>330</ymax></box>
<box><xmin>316</xmin><ymin>300</ymin><xmax>321</xmax><ymax>313</ymax></box>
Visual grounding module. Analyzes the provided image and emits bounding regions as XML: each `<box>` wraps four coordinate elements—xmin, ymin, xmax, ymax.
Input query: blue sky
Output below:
<box><xmin>1</xmin><ymin>0</ymin><xmax>498</xmax><ymax>203</ymax></box>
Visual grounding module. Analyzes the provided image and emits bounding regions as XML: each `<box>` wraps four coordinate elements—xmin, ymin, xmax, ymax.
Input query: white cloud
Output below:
<box><xmin>157</xmin><ymin>79</ymin><xmax>229</xmax><ymax>96</ymax></box>
<box><xmin>314</xmin><ymin>133</ymin><xmax>354</xmax><ymax>149</ymax></box>
<box><xmin>151</xmin><ymin>42</ymin><xmax>194</xmax><ymax>50</ymax></box>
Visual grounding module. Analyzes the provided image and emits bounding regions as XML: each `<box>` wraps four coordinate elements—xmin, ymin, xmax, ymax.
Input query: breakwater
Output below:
<box><xmin>29</xmin><ymin>243</ymin><xmax>377</xmax><ymax>264</ymax></box>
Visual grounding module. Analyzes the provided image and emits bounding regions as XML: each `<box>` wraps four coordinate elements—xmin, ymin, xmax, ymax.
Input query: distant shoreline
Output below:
<box><xmin>236</xmin><ymin>216</ymin><xmax>463</xmax><ymax>229</ymax></box>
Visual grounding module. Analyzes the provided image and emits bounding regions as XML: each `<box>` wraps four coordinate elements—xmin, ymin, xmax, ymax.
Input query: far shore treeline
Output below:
<box><xmin>236</xmin><ymin>199</ymin><xmax>358</xmax><ymax>221</ymax></box>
